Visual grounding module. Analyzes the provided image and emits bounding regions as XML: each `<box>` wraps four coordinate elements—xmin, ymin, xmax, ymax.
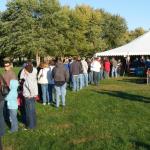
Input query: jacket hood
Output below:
<box><xmin>56</xmin><ymin>62</ymin><xmax>64</xmax><ymax>68</ymax></box>
<box><xmin>9</xmin><ymin>80</ymin><xmax>19</xmax><ymax>90</ymax></box>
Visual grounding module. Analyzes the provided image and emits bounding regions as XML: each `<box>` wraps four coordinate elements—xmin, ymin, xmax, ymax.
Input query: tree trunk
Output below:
<box><xmin>36</xmin><ymin>51</ymin><xmax>40</xmax><ymax>67</ymax></box>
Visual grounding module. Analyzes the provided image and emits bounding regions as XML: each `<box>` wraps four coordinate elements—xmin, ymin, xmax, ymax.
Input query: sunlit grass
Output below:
<box><xmin>1</xmin><ymin>69</ymin><xmax>150</xmax><ymax>150</ymax></box>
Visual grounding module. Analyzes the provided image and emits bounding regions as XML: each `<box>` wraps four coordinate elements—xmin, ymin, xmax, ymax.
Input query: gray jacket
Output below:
<box><xmin>52</xmin><ymin>63</ymin><xmax>69</xmax><ymax>82</ymax></box>
<box><xmin>22</xmin><ymin>68</ymin><xmax>38</xmax><ymax>98</ymax></box>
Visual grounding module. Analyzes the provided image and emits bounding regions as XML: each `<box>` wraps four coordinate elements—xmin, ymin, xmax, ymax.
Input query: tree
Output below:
<box><xmin>101</xmin><ymin>12</ymin><xmax>128</xmax><ymax>49</ymax></box>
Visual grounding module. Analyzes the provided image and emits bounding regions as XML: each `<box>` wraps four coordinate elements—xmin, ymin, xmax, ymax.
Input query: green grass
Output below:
<box><xmin>1</xmin><ymin>74</ymin><xmax>150</xmax><ymax>150</ymax></box>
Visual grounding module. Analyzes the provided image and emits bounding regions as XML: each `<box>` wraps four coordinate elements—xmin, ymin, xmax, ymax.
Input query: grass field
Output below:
<box><xmin>1</xmin><ymin>72</ymin><xmax>150</xmax><ymax>150</ymax></box>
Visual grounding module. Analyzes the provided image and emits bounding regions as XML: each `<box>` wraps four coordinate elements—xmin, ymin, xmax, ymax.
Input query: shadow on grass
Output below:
<box><xmin>118</xmin><ymin>77</ymin><xmax>146</xmax><ymax>84</ymax></box>
<box><xmin>132</xmin><ymin>141</ymin><xmax>150</xmax><ymax>150</ymax></box>
<box><xmin>94</xmin><ymin>90</ymin><xmax>150</xmax><ymax>103</ymax></box>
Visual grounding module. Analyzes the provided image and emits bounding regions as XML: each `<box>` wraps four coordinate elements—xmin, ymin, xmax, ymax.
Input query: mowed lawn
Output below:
<box><xmin>2</xmin><ymin>75</ymin><xmax>150</xmax><ymax>150</ymax></box>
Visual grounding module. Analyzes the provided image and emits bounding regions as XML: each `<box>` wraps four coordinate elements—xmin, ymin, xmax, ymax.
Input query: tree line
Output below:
<box><xmin>0</xmin><ymin>0</ymin><xmax>146</xmax><ymax>61</ymax></box>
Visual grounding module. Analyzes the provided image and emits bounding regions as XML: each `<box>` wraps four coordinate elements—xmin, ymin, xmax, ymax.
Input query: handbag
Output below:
<box><xmin>0</xmin><ymin>75</ymin><xmax>10</xmax><ymax>96</ymax></box>
<box><xmin>1</xmin><ymin>84</ymin><xmax>10</xmax><ymax>96</ymax></box>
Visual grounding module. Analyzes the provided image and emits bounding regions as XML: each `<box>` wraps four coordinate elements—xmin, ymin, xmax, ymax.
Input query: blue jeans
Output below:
<box><xmin>48</xmin><ymin>84</ymin><xmax>54</xmax><ymax>103</ymax></box>
<box><xmin>111</xmin><ymin>67</ymin><xmax>118</xmax><ymax>78</ymax></box>
<box><xmin>88</xmin><ymin>71</ymin><xmax>93</xmax><ymax>84</ymax></box>
<box><xmin>72</xmin><ymin>75</ymin><xmax>79</xmax><ymax>91</ymax></box>
<box><xmin>93</xmin><ymin>71</ymin><xmax>99</xmax><ymax>85</ymax></box>
<box><xmin>9</xmin><ymin>109</ymin><xmax>18</xmax><ymax>132</ymax></box>
<box><xmin>54</xmin><ymin>83</ymin><xmax>67</xmax><ymax>107</ymax></box>
<box><xmin>25</xmin><ymin>98</ymin><xmax>36</xmax><ymax>129</ymax></box>
<box><xmin>100</xmin><ymin>70</ymin><xmax>104</xmax><ymax>80</ymax></box>
<box><xmin>83</xmin><ymin>73</ymin><xmax>88</xmax><ymax>87</ymax></box>
<box><xmin>104</xmin><ymin>71</ymin><xmax>110</xmax><ymax>79</ymax></box>
<box><xmin>0</xmin><ymin>101</ymin><xmax>5</xmax><ymax>136</ymax></box>
<box><xmin>41</xmin><ymin>84</ymin><xmax>50</xmax><ymax>104</ymax></box>
<box><xmin>79</xmin><ymin>74</ymin><xmax>84</xmax><ymax>89</ymax></box>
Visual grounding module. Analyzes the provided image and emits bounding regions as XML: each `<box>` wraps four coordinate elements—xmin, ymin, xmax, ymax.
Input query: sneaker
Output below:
<box><xmin>62</xmin><ymin>105</ymin><xmax>65</xmax><ymax>111</ymax></box>
<box><xmin>23</xmin><ymin>128</ymin><xmax>28</xmax><ymax>131</ymax></box>
<box><xmin>43</xmin><ymin>103</ymin><xmax>46</xmax><ymax>105</ymax></box>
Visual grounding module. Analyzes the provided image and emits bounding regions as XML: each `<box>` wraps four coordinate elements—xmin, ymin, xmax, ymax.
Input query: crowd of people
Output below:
<box><xmin>0</xmin><ymin>56</ymin><xmax>124</xmax><ymax>149</ymax></box>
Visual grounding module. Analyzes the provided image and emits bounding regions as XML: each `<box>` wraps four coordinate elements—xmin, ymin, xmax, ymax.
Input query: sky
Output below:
<box><xmin>0</xmin><ymin>0</ymin><xmax>150</xmax><ymax>31</ymax></box>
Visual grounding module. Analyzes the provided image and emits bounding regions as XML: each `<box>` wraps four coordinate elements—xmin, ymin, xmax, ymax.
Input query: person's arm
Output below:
<box><xmin>65</xmin><ymin>69</ymin><xmax>69</xmax><ymax>82</ymax></box>
<box><xmin>37</xmin><ymin>69</ymin><xmax>42</xmax><ymax>79</ymax></box>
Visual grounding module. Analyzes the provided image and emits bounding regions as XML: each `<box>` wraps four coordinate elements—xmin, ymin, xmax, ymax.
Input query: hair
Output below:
<box><xmin>56</xmin><ymin>57</ymin><xmax>62</xmax><ymax>63</ymax></box>
<box><xmin>4</xmin><ymin>61</ymin><xmax>11</xmax><ymax>66</ymax></box>
<box><xmin>43</xmin><ymin>62</ymin><xmax>49</xmax><ymax>68</ymax></box>
<box><xmin>25</xmin><ymin>62</ymin><xmax>33</xmax><ymax>73</ymax></box>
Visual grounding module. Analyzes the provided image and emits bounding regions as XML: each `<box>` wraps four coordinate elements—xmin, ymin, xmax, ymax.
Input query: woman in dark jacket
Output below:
<box><xmin>0</xmin><ymin>75</ymin><xmax>5</xmax><ymax>150</ymax></box>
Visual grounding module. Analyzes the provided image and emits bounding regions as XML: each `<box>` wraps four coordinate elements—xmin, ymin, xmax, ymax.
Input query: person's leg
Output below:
<box><xmin>84</xmin><ymin>73</ymin><xmax>88</xmax><ymax>87</ymax></box>
<box><xmin>29</xmin><ymin>98</ymin><xmax>36</xmax><ymax>129</ymax></box>
<box><xmin>76</xmin><ymin>75</ymin><xmax>79</xmax><ymax>91</ymax></box>
<box><xmin>115</xmin><ymin>67</ymin><xmax>118</xmax><ymax>78</ymax></box>
<box><xmin>93</xmin><ymin>72</ymin><xmax>96</xmax><ymax>85</ymax></box>
<box><xmin>95</xmin><ymin>72</ymin><xmax>99</xmax><ymax>85</ymax></box>
<box><xmin>72</xmin><ymin>75</ymin><xmax>76</xmax><ymax>91</ymax></box>
<box><xmin>60</xmin><ymin>83</ymin><xmax>67</xmax><ymax>107</ymax></box>
<box><xmin>111</xmin><ymin>67</ymin><xmax>114</xmax><ymax>77</ymax></box>
<box><xmin>9</xmin><ymin>109</ymin><xmax>18</xmax><ymax>132</ymax></box>
<box><xmin>45</xmin><ymin>84</ymin><xmax>50</xmax><ymax>104</ymax></box>
<box><xmin>79</xmin><ymin>74</ymin><xmax>81</xmax><ymax>89</ymax></box>
<box><xmin>0</xmin><ymin>101</ymin><xmax>5</xmax><ymax>137</ymax></box>
<box><xmin>41</xmin><ymin>84</ymin><xmax>47</xmax><ymax>105</ymax></box>
<box><xmin>0</xmin><ymin>137</ymin><xmax>3</xmax><ymax>150</ymax></box>
<box><xmin>48</xmin><ymin>84</ymin><xmax>53</xmax><ymax>103</ymax></box>
<box><xmin>25</xmin><ymin>98</ymin><xmax>36</xmax><ymax>129</ymax></box>
<box><xmin>55</xmin><ymin>86</ymin><xmax>61</xmax><ymax>107</ymax></box>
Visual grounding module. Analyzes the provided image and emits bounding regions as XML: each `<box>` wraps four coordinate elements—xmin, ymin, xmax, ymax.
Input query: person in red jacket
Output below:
<box><xmin>104</xmin><ymin>57</ymin><xmax>111</xmax><ymax>79</ymax></box>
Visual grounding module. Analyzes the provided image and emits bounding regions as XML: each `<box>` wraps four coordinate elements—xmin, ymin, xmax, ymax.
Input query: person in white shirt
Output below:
<box><xmin>81</xmin><ymin>57</ymin><xmax>88</xmax><ymax>87</ymax></box>
<box><xmin>91</xmin><ymin>57</ymin><xmax>101</xmax><ymax>85</ymax></box>
<box><xmin>38</xmin><ymin>62</ymin><xmax>51</xmax><ymax>105</ymax></box>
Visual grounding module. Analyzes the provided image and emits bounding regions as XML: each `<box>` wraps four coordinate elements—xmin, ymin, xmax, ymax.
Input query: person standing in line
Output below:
<box><xmin>22</xmin><ymin>62</ymin><xmax>38</xmax><ymax>129</ymax></box>
<box><xmin>49</xmin><ymin>59</ymin><xmax>55</xmax><ymax>104</ymax></box>
<box><xmin>111</xmin><ymin>58</ymin><xmax>118</xmax><ymax>78</ymax></box>
<box><xmin>104</xmin><ymin>57</ymin><xmax>111</xmax><ymax>79</ymax></box>
<box><xmin>68</xmin><ymin>58</ymin><xmax>73</xmax><ymax>89</ymax></box>
<box><xmin>5</xmin><ymin>79</ymin><xmax>19</xmax><ymax>133</ymax></box>
<box><xmin>78</xmin><ymin>57</ymin><xmax>84</xmax><ymax>90</ymax></box>
<box><xmin>91</xmin><ymin>57</ymin><xmax>101</xmax><ymax>85</ymax></box>
<box><xmin>70</xmin><ymin>57</ymin><xmax>81</xmax><ymax>92</ymax></box>
<box><xmin>2</xmin><ymin>61</ymin><xmax>18</xmax><ymax>130</ymax></box>
<box><xmin>52</xmin><ymin>58</ymin><xmax>69</xmax><ymax>108</ymax></box>
<box><xmin>87</xmin><ymin>58</ymin><xmax>93</xmax><ymax>84</ymax></box>
<box><xmin>38</xmin><ymin>62</ymin><xmax>51</xmax><ymax>105</ymax></box>
<box><xmin>0</xmin><ymin>75</ymin><xmax>5</xmax><ymax>150</ymax></box>
<box><xmin>81</xmin><ymin>57</ymin><xmax>88</xmax><ymax>87</ymax></box>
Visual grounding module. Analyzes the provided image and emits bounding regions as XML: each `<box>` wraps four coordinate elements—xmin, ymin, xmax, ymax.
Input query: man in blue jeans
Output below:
<box><xmin>52</xmin><ymin>58</ymin><xmax>69</xmax><ymax>108</ymax></box>
<box><xmin>70</xmin><ymin>57</ymin><xmax>82</xmax><ymax>91</ymax></box>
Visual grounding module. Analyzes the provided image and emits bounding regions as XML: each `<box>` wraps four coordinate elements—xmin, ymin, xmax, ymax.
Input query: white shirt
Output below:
<box><xmin>38</xmin><ymin>67</ymin><xmax>51</xmax><ymax>84</ymax></box>
<box><xmin>91</xmin><ymin>60</ymin><xmax>101</xmax><ymax>72</ymax></box>
<box><xmin>81</xmin><ymin>60</ymin><xmax>88</xmax><ymax>74</ymax></box>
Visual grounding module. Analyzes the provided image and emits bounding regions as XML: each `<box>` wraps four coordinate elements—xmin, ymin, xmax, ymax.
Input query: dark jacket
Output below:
<box><xmin>0</xmin><ymin>75</ymin><xmax>4</xmax><ymax>102</ymax></box>
<box><xmin>52</xmin><ymin>62</ymin><xmax>69</xmax><ymax>83</ymax></box>
<box><xmin>70</xmin><ymin>60</ymin><xmax>82</xmax><ymax>75</ymax></box>
<box><xmin>0</xmin><ymin>76</ymin><xmax>5</xmax><ymax>137</ymax></box>
<box><xmin>2</xmin><ymin>70</ymin><xmax>17</xmax><ymax>87</ymax></box>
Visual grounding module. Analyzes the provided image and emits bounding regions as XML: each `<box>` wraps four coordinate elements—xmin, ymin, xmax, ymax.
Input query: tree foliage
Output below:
<box><xmin>0</xmin><ymin>0</ymin><xmax>146</xmax><ymax>60</ymax></box>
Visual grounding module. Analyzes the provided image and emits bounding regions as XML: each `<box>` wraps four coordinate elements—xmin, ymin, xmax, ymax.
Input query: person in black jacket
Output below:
<box><xmin>0</xmin><ymin>75</ymin><xmax>5</xmax><ymax>150</ymax></box>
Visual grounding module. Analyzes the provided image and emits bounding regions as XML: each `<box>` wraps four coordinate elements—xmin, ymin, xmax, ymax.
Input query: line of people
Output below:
<box><xmin>0</xmin><ymin>56</ymin><xmax>121</xmax><ymax>139</ymax></box>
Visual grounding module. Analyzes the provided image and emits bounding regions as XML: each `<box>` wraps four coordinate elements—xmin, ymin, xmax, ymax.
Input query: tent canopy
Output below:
<box><xmin>95</xmin><ymin>31</ymin><xmax>150</xmax><ymax>57</ymax></box>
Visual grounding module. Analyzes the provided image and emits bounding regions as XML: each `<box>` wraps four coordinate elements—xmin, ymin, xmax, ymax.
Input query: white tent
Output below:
<box><xmin>95</xmin><ymin>31</ymin><xmax>150</xmax><ymax>57</ymax></box>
